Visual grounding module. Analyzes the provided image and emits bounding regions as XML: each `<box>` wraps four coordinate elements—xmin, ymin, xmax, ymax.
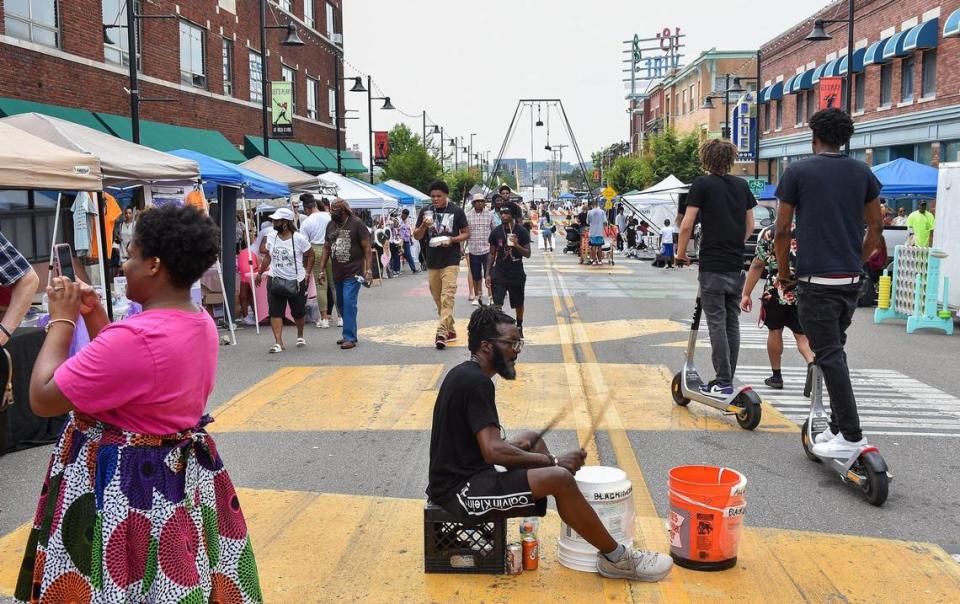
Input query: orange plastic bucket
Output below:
<box><xmin>667</xmin><ymin>465</ymin><xmax>747</xmax><ymax>571</ymax></box>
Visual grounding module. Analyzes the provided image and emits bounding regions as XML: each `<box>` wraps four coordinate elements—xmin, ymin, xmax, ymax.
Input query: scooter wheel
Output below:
<box><xmin>734</xmin><ymin>390</ymin><xmax>762</xmax><ymax>430</ymax></box>
<box><xmin>858</xmin><ymin>451</ymin><xmax>889</xmax><ymax>507</ymax></box>
<box><xmin>671</xmin><ymin>373</ymin><xmax>690</xmax><ymax>406</ymax></box>
<box><xmin>800</xmin><ymin>419</ymin><xmax>821</xmax><ymax>462</ymax></box>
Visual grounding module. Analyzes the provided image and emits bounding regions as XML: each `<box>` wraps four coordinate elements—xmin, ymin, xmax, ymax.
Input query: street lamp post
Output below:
<box><xmin>469</xmin><ymin>133</ymin><xmax>476</xmax><ymax>171</ymax></box>
<box><xmin>805</xmin><ymin>0</ymin><xmax>855</xmax><ymax>153</ymax></box>
<box><xmin>366</xmin><ymin>75</ymin><xmax>395</xmax><ymax>182</ymax></box>
<box><xmin>332</xmin><ymin>60</ymin><xmax>366</xmax><ymax>174</ymax></box>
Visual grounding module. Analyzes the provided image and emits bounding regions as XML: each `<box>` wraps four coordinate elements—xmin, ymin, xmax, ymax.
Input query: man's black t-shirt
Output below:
<box><xmin>775</xmin><ymin>154</ymin><xmax>881</xmax><ymax>277</ymax></box>
<box><xmin>489</xmin><ymin>223</ymin><xmax>530</xmax><ymax>283</ymax></box>
<box><xmin>416</xmin><ymin>203</ymin><xmax>469</xmax><ymax>270</ymax></box>
<box><xmin>686</xmin><ymin>174</ymin><xmax>757</xmax><ymax>272</ymax></box>
<box><xmin>427</xmin><ymin>361</ymin><xmax>500</xmax><ymax>505</ymax></box>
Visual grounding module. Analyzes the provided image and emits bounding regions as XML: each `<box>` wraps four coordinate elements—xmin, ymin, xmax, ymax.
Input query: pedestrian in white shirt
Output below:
<box><xmin>300</xmin><ymin>194</ymin><xmax>338</xmax><ymax>328</ymax></box>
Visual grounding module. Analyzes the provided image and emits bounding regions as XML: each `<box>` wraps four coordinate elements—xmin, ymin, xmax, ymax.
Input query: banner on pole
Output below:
<box><xmin>271</xmin><ymin>81</ymin><xmax>293</xmax><ymax>138</ymax></box>
<box><xmin>374</xmin><ymin>131</ymin><xmax>390</xmax><ymax>166</ymax></box>
<box><xmin>819</xmin><ymin>77</ymin><xmax>843</xmax><ymax>110</ymax></box>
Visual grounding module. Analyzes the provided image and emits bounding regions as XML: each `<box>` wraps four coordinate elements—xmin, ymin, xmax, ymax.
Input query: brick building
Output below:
<box><xmin>0</xmin><ymin>0</ymin><xmax>360</xmax><ymax>171</ymax></box>
<box><xmin>757</xmin><ymin>0</ymin><xmax>960</xmax><ymax>183</ymax></box>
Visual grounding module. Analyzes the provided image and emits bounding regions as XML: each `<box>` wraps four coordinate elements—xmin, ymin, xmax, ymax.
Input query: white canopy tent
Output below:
<box><xmin>0</xmin><ymin>121</ymin><xmax>102</xmax><ymax>191</ymax></box>
<box><xmin>240</xmin><ymin>156</ymin><xmax>319</xmax><ymax>192</ymax></box>
<box><xmin>620</xmin><ymin>174</ymin><xmax>690</xmax><ymax>235</ymax></box>
<box><xmin>318</xmin><ymin>172</ymin><xmax>399</xmax><ymax>211</ymax></box>
<box><xmin>383</xmin><ymin>179</ymin><xmax>430</xmax><ymax>204</ymax></box>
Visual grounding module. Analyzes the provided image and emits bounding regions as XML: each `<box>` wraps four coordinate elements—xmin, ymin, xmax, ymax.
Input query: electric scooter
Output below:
<box><xmin>671</xmin><ymin>295</ymin><xmax>763</xmax><ymax>430</ymax></box>
<box><xmin>800</xmin><ymin>363</ymin><xmax>892</xmax><ymax>506</ymax></box>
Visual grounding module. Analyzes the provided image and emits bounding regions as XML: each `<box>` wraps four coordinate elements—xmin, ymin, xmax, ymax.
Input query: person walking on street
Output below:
<box><xmin>388</xmin><ymin>214</ymin><xmax>404</xmax><ymax>277</ymax></box>
<box><xmin>539</xmin><ymin>205</ymin><xmax>555</xmax><ymax>252</ymax></box>
<box><xmin>615</xmin><ymin>204</ymin><xmax>627</xmax><ymax>251</ymax></box>
<box><xmin>774</xmin><ymin>109</ymin><xmax>884</xmax><ymax>457</ymax></box>
<box><xmin>586</xmin><ymin>201</ymin><xmax>606</xmax><ymax>265</ymax></box>
<box><xmin>677</xmin><ymin>139</ymin><xmax>756</xmax><ymax>396</ymax></box>
<box><xmin>906</xmin><ymin>200</ymin><xmax>936</xmax><ymax>247</ymax></box>
<box><xmin>255</xmin><ymin>207</ymin><xmax>314</xmax><ymax>352</ymax></box>
<box><xmin>318</xmin><ymin>199</ymin><xmax>373</xmax><ymax>350</ymax></box>
<box><xmin>660</xmin><ymin>219</ymin><xmax>676</xmax><ymax>268</ymax></box>
<box><xmin>487</xmin><ymin>204</ymin><xmax>531</xmax><ymax>337</ymax></box>
<box><xmin>399</xmin><ymin>208</ymin><xmax>419</xmax><ymax>273</ymax></box>
<box><xmin>741</xmin><ymin>225</ymin><xmax>814</xmax><ymax>388</ymax></box>
<box><xmin>414</xmin><ymin>181</ymin><xmax>470</xmax><ymax>349</ymax></box>
<box><xmin>300</xmin><ymin>194</ymin><xmax>337</xmax><ymax>329</ymax></box>
<box><xmin>466</xmin><ymin>194</ymin><xmax>495</xmax><ymax>306</ymax></box>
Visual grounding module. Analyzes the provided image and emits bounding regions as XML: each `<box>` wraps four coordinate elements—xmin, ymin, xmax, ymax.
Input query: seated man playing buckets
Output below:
<box><xmin>426</xmin><ymin>305</ymin><xmax>673</xmax><ymax>581</ymax></box>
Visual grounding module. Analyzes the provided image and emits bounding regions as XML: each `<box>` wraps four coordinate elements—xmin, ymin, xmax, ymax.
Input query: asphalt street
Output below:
<box><xmin>1</xmin><ymin>244</ymin><xmax>959</xmax><ymax>602</ymax></box>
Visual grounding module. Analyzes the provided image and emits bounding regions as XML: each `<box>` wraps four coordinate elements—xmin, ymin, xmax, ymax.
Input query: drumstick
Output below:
<box><xmin>579</xmin><ymin>394</ymin><xmax>616</xmax><ymax>449</ymax></box>
<box><xmin>528</xmin><ymin>407</ymin><xmax>568</xmax><ymax>448</ymax></box>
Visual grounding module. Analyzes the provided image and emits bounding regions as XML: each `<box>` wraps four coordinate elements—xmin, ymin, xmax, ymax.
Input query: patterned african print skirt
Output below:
<box><xmin>14</xmin><ymin>413</ymin><xmax>262</xmax><ymax>604</ymax></box>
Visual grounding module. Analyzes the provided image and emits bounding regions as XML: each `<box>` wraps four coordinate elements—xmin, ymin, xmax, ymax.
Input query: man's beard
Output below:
<box><xmin>491</xmin><ymin>344</ymin><xmax>517</xmax><ymax>380</ymax></box>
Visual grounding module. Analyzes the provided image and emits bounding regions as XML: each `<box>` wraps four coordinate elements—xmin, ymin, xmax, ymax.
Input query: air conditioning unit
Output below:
<box><xmin>331</xmin><ymin>33</ymin><xmax>343</xmax><ymax>45</ymax></box>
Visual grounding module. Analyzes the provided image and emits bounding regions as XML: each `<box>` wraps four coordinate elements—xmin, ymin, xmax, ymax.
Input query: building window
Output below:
<box><xmin>102</xmin><ymin>0</ymin><xmax>141</xmax><ymax>67</ymax></box>
<box><xmin>900</xmin><ymin>56</ymin><xmax>914</xmax><ymax>102</ymax></box>
<box><xmin>179</xmin><ymin>20</ymin><xmax>207</xmax><ymax>89</ymax></box>
<box><xmin>921</xmin><ymin>50</ymin><xmax>936</xmax><ymax>98</ymax></box>
<box><xmin>944</xmin><ymin>141</ymin><xmax>960</xmax><ymax>163</ymax></box>
<box><xmin>879</xmin><ymin>63</ymin><xmax>893</xmax><ymax>106</ymax></box>
<box><xmin>306</xmin><ymin>77</ymin><xmax>318</xmax><ymax>120</ymax></box>
<box><xmin>855</xmin><ymin>72</ymin><xmax>865</xmax><ymax>111</ymax></box>
<box><xmin>281</xmin><ymin>65</ymin><xmax>296</xmax><ymax>114</ymax></box>
<box><xmin>326</xmin><ymin>2</ymin><xmax>336</xmax><ymax>38</ymax></box>
<box><xmin>222</xmin><ymin>38</ymin><xmax>234</xmax><ymax>97</ymax></box>
<box><xmin>775</xmin><ymin>99</ymin><xmax>782</xmax><ymax>129</ymax></box>
<box><xmin>249</xmin><ymin>50</ymin><xmax>263</xmax><ymax>103</ymax></box>
<box><xmin>304</xmin><ymin>0</ymin><xmax>314</xmax><ymax>28</ymax></box>
<box><xmin>916</xmin><ymin>143</ymin><xmax>933</xmax><ymax>166</ymax></box>
<box><xmin>795</xmin><ymin>94</ymin><xmax>803</xmax><ymax>126</ymax></box>
<box><xmin>277</xmin><ymin>0</ymin><xmax>292</xmax><ymax>10</ymax></box>
<box><xmin>763</xmin><ymin>104</ymin><xmax>770</xmax><ymax>131</ymax></box>
<box><xmin>806</xmin><ymin>89</ymin><xmax>815</xmax><ymax>120</ymax></box>
<box><xmin>328</xmin><ymin>87</ymin><xmax>336</xmax><ymax>122</ymax></box>
<box><xmin>4</xmin><ymin>0</ymin><xmax>59</xmax><ymax>47</ymax></box>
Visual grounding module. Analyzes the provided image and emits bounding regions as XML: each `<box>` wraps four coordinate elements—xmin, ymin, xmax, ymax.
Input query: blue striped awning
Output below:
<box><xmin>944</xmin><ymin>9</ymin><xmax>960</xmax><ymax>37</ymax></box>
<box><xmin>811</xmin><ymin>62</ymin><xmax>831</xmax><ymax>84</ymax></box>
<box><xmin>904</xmin><ymin>18</ymin><xmax>939</xmax><ymax>51</ymax></box>
<box><xmin>863</xmin><ymin>38</ymin><xmax>890</xmax><ymax>66</ymax></box>
<box><xmin>838</xmin><ymin>48</ymin><xmax>866</xmax><ymax>75</ymax></box>
<box><xmin>758</xmin><ymin>86</ymin><xmax>770</xmax><ymax>104</ymax></box>
<box><xmin>882</xmin><ymin>30</ymin><xmax>911</xmax><ymax>60</ymax></box>
<box><xmin>765</xmin><ymin>81</ymin><xmax>784</xmax><ymax>102</ymax></box>
<box><xmin>795</xmin><ymin>69</ymin><xmax>815</xmax><ymax>91</ymax></box>
<box><xmin>783</xmin><ymin>74</ymin><xmax>798</xmax><ymax>94</ymax></box>
<box><xmin>812</xmin><ymin>60</ymin><xmax>842</xmax><ymax>83</ymax></box>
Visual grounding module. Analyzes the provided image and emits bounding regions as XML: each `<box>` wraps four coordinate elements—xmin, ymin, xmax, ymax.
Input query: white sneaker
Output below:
<box><xmin>337</xmin><ymin>317</ymin><xmax>344</xmax><ymax>327</ymax></box>
<box><xmin>814</xmin><ymin>428</ymin><xmax>837</xmax><ymax>444</ymax></box>
<box><xmin>316</xmin><ymin>319</ymin><xmax>330</xmax><ymax>329</ymax></box>
<box><xmin>811</xmin><ymin>433</ymin><xmax>867</xmax><ymax>458</ymax></box>
<box><xmin>596</xmin><ymin>547</ymin><xmax>673</xmax><ymax>582</ymax></box>
<box><xmin>470</xmin><ymin>297</ymin><xmax>479</xmax><ymax>306</ymax></box>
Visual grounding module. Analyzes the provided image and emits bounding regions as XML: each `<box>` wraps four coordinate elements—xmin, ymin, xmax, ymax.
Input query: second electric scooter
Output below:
<box><xmin>671</xmin><ymin>294</ymin><xmax>763</xmax><ymax>430</ymax></box>
<box><xmin>800</xmin><ymin>363</ymin><xmax>891</xmax><ymax>506</ymax></box>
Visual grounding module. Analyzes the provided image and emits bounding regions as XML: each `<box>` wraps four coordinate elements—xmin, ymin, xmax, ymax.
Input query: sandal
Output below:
<box><xmin>296</xmin><ymin>337</ymin><xmax>306</xmax><ymax>348</ymax></box>
<box><xmin>269</xmin><ymin>344</ymin><xmax>283</xmax><ymax>354</ymax></box>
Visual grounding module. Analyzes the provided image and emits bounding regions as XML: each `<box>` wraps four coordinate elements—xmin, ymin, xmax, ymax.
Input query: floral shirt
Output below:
<box><xmin>754</xmin><ymin>225</ymin><xmax>798</xmax><ymax>305</ymax></box>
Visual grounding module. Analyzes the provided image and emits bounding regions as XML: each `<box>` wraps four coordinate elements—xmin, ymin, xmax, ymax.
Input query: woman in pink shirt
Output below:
<box><xmin>20</xmin><ymin>205</ymin><xmax>261</xmax><ymax>603</ymax></box>
<box><xmin>236</xmin><ymin>236</ymin><xmax>258</xmax><ymax>326</ymax></box>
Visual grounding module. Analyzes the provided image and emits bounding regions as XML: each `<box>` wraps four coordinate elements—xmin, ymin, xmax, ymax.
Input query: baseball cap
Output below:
<box><xmin>268</xmin><ymin>207</ymin><xmax>295</xmax><ymax>221</ymax></box>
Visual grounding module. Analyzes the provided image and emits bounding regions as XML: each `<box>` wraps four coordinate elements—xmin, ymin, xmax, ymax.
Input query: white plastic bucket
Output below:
<box><xmin>557</xmin><ymin>465</ymin><xmax>635</xmax><ymax>572</ymax></box>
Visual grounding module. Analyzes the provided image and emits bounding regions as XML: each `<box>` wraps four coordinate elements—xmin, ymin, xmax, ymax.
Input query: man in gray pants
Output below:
<box><xmin>677</xmin><ymin>140</ymin><xmax>755</xmax><ymax>396</ymax></box>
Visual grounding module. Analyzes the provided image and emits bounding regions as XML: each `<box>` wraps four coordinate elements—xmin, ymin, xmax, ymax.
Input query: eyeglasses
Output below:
<box><xmin>489</xmin><ymin>337</ymin><xmax>524</xmax><ymax>352</ymax></box>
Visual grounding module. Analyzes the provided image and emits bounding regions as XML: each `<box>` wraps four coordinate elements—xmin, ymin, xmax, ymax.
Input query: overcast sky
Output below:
<box><xmin>342</xmin><ymin>0</ymin><xmax>831</xmax><ymax>166</ymax></box>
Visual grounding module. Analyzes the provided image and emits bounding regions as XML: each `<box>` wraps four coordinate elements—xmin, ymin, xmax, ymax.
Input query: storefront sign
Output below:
<box><xmin>731</xmin><ymin>93</ymin><xmax>757</xmax><ymax>161</ymax></box>
<box><xmin>746</xmin><ymin>178</ymin><xmax>766</xmax><ymax>198</ymax></box>
<box><xmin>819</xmin><ymin>77</ymin><xmax>843</xmax><ymax>110</ymax></box>
<box><xmin>271</xmin><ymin>81</ymin><xmax>293</xmax><ymax>138</ymax></box>
<box><xmin>374</xmin><ymin>131</ymin><xmax>390</xmax><ymax>166</ymax></box>
<box><xmin>623</xmin><ymin>27</ymin><xmax>685</xmax><ymax>98</ymax></box>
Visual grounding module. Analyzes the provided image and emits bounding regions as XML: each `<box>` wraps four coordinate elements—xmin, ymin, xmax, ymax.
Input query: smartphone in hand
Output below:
<box><xmin>53</xmin><ymin>243</ymin><xmax>75</xmax><ymax>282</ymax></box>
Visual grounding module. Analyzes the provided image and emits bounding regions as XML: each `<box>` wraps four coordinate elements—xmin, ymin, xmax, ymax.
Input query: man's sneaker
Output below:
<box><xmin>699</xmin><ymin>381</ymin><xmax>734</xmax><ymax>397</ymax></box>
<box><xmin>435</xmin><ymin>335</ymin><xmax>446</xmax><ymax>350</ymax></box>
<box><xmin>316</xmin><ymin>318</ymin><xmax>330</xmax><ymax>329</ymax></box>
<box><xmin>811</xmin><ymin>433</ymin><xmax>867</xmax><ymax>458</ymax></box>
<box><xmin>446</xmin><ymin>331</ymin><xmax>457</xmax><ymax>342</ymax></box>
<box><xmin>470</xmin><ymin>297</ymin><xmax>479</xmax><ymax>306</ymax></box>
<box><xmin>596</xmin><ymin>547</ymin><xmax>673</xmax><ymax>582</ymax></box>
<box><xmin>814</xmin><ymin>428</ymin><xmax>838</xmax><ymax>444</ymax></box>
<box><xmin>337</xmin><ymin>317</ymin><xmax>344</xmax><ymax>327</ymax></box>
<box><xmin>764</xmin><ymin>375</ymin><xmax>784</xmax><ymax>389</ymax></box>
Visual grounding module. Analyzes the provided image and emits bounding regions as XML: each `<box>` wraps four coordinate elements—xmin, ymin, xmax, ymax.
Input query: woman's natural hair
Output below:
<box><xmin>467</xmin><ymin>305</ymin><xmax>516</xmax><ymax>353</ymax></box>
<box><xmin>699</xmin><ymin>139</ymin><xmax>738</xmax><ymax>175</ymax></box>
<box><xmin>134</xmin><ymin>204</ymin><xmax>219</xmax><ymax>289</ymax></box>
<box><xmin>809</xmin><ymin>108</ymin><xmax>854</xmax><ymax>148</ymax></box>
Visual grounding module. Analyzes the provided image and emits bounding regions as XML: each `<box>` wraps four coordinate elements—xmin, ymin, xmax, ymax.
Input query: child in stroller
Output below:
<box><xmin>563</xmin><ymin>223</ymin><xmax>581</xmax><ymax>254</ymax></box>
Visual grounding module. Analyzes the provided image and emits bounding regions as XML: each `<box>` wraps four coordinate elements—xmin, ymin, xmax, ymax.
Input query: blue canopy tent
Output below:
<box><xmin>757</xmin><ymin>183</ymin><xmax>778</xmax><ymax>201</ymax></box>
<box><xmin>871</xmin><ymin>158</ymin><xmax>938</xmax><ymax>197</ymax></box>
<box><xmin>169</xmin><ymin>149</ymin><xmax>288</xmax><ymax>199</ymax></box>
<box><xmin>559</xmin><ymin>192</ymin><xmax>578</xmax><ymax>200</ymax></box>
<box><xmin>374</xmin><ymin>182</ymin><xmax>416</xmax><ymax>206</ymax></box>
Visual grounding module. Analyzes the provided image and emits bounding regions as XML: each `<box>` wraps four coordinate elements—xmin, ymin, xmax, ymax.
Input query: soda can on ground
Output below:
<box><xmin>506</xmin><ymin>543</ymin><xmax>523</xmax><ymax>574</ymax></box>
<box><xmin>522</xmin><ymin>535</ymin><xmax>539</xmax><ymax>571</ymax></box>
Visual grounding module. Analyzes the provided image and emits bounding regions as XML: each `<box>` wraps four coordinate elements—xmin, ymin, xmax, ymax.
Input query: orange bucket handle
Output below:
<box><xmin>720</xmin><ymin>467</ymin><xmax>748</xmax><ymax>497</ymax></box>
<box><xmin>667</xmin><ymin>489</ymin><xmax>745</xmax><ymax>517</ymax></box>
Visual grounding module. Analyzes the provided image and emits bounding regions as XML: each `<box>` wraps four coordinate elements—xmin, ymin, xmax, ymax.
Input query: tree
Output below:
<box><xmin>381</xmin><ymin>124</ymin><xmax>442</xmax><ymax>193</ymax></box>
<box><xmin>444</xmin><ymin>167</ymin><xmax>483</xmax><ymax>204</ymax></box>
<box><xmin>606</xmin><ymin>155</ymin><xmax>649</xmax><ymax>194</ymax></box>
<box><xmin>643</xmin><ymin>129</ymin><xmax>703</xmax><ymax>185</ymax></box>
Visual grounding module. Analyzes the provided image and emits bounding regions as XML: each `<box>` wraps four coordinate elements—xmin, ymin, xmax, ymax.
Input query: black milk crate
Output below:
<box><xmin>423</xmin><ymin>502</ymin><xmax>507</xmax><ymax>574</ymax></box>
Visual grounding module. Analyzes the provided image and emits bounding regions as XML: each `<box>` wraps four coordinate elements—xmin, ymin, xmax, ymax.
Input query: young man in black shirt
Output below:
<box><xmin>774</xmin><ymin>109</ymin><xmax>883</xmax><ymax>457</ymax></box>
<box><xmin>677</xmin><ymin>140</ymin><xmax>756</xmax><ymax>396</ymax></box>
<box><xmin>414</xmin><ymin>180</ymin><xmax>470</xmax><ymax>349</ymax></box>
<box><xmin>487</xmin><ymin>205</ymin><xmax>531</xmax><ymax>337</ymax></box>
<box><xmin>427</xmin><ymin>307</ymin><xmax>673</xmax><ymax>581</ymax></box>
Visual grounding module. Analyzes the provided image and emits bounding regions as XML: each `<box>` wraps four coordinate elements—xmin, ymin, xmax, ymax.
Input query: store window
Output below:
<box><xmin>102</xmin><ymin>0</ymin><xmax>141</xmax><ymax>68</ymax></box>
<box><xmin>921</xmin><ymin>50</ymin><xmax>936</xmax><ymax>98</ymax></box>
<box><xmin>4</xmin><ymin>0</ymin><xmax>59</xmax><ymax>47</ymax></box>
<box><xmin>763</xmin><ymin>104</ymin><xmax>770</xmax><ymax>131</ymax></box>
<box><xmin>328</xmin><ymin>87</ymin><xmax>336</xmax><ymax>122</ymax></box>
<box><xmin>849</xmin><ymin>149</ymin><xmax>867</xmax><ymax>162</ymax></box>
<box><xmin>326</xmin><ymin>2</ymin><xmax>336</xmax><ymax>39</ymax></box>
<box><xmin>943</xmin><ymin>141</ymin><xmax>960</xmax><ymax>163</ymax></box>
<box><xmin>879</xmin><ymin>63</ymin><xmax>893</xmax><ymax>106</ymax></box>
<box><xmin>249</xmin><ymin>50</ymin><xmax>263</xmax><ymax>103</ymax></box>
<box><xmin>222</xmin><ymin>38</ymin><xmax>234</xmax><ymax>97</ymax></box>
<box><xmin>916</xmin><ymin>143</ymin><xmax>933</xmax><ymax>166</ymax></box>
<box><xmin>900</xmin><ymin>56</ymin><xmax>914</xmax><ymax>103</ymax></box>
<box><xmin>281</xmin><ymin>65</ymin><xmax>297</xmax><ymax>114</ymax></box>
<box><xmin>0</xmin><ymin>191</ymin><xmax>66</xmax><ymax>262</ymax></box>
<box><xmin>277</xmin><ymin>0</ymin><xmax>292</xmax><ymax>10</ymax></box>
<box><xmin>775</xmin><ymin>99</ymin><xmax>782</xmax><ymax>130</ymax></box>
<box><xmin>304</xmin><ymin>0</ymin><xmax>314</xmax><ymax>28</ymax></box>
<box><xmin>806</xmin><ymin>89</ymin><xmax>815</xmax><ymax>120</ymax></box>
<box><xmin>179</xmin><ymin>20</ymin><xmax>207</xmax><ymax>89</ymax></box>
<box><xmin>855</xmin><ymin>72</ymin><xmax>865</xmax><ymax>112</ymax></box>
<box><xmin>306</xmin><ymin>77</ymin><xmax>318</xmax><ymax>120</ymax></box>
<box><xmin>795</xmin><ymin>94</ymin><xmax>803</xmax><ymax>126</ymax></box>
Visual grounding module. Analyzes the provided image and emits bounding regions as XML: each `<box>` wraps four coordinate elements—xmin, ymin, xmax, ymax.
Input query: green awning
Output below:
<box><xmin>0</xmin><ymin>97</ymin><xmax>111</xmax><ymax>133</ymax></box>
<box><xmin>306</xmin><ymin>145</ymin><xmax>338</xmax><ymax>170</ymax></box>
<box><xmin>339</xmin><ymin>151</ymin><xmax>367</xmax><ymax>174</ymax></box>
<box><xmin>243</xmin><ymin>135</ymin><xmax>304</xmax><ymax>170</ymax></box>
<box><xmin>94</xmin><ymin>113</ymin><xmax>245</xmax><ymax>163</ymax></box>
<box><xmin>278</xmin><ymin>140</ymin><xmax>325</xmax><ymax>173</ymax></box>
